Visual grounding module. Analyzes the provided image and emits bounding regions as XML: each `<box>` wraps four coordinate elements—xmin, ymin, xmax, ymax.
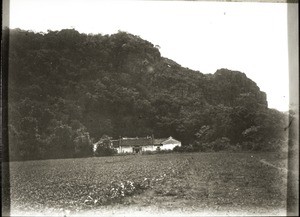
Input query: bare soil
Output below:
<box><xmin>8</xmin><ymin>152</ymin><xmax>288</xmax><ymax>216</ymax></box>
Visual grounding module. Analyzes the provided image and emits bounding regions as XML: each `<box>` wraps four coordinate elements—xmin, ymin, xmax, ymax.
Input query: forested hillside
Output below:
<box><xmin>7</xmin><ymin>28</ymin><xmax>288</xmax><ymax>160</ymax></box>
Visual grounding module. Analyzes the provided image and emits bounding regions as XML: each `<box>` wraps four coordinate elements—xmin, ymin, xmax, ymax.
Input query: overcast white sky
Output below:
<box><xmin>9</xmin><ymin>0</ymin><xmax>290</xmax><ymax>111</ymax></box>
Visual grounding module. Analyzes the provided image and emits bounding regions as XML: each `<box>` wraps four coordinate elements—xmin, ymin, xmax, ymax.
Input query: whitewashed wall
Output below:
<box><xmin>93</xmin><ymin>143</ymin><xmax>98</xmax><ymax>152</ymax></box>
<box><xmin>115</xmin><ymin>142</ymin><xmax>181</xmax><ymax>153</ymax></box>
<box><xmin>160</xmin><ymin>143</ymin><xmax>181</xmax><ymax>151</ymax></box>
<box><xmin>142</xmin><ymin>145</ymin><xmax>155</xmax><ymax>152</ymax></box>
<box><xmin>116</xmin><ymin>146</ymin><xmax>133</xmax><ymax>153</ymax></box>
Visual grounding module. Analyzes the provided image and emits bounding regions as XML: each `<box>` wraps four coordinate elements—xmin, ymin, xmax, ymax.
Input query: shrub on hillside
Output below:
<box><xmin>173</xmin><ymin>145</ymin><xmax>194</xmax><ymax>153</ymax></box>
<box><xmin>199</xmin><ymin>137</ymin><xmax>231</xmax><ymax>152</ymax></box>
<box><xmin>211</xmin><ymin>137</ymin><xmax>231</xmax><ymax>151</ymax></box>
<box><xmin>95</xmin><ymin>145</ymin><xmax>117</xmax><ymax>157</ymax></box>
<box><xmin>73</xmin><ymin>128</ymin><xmax>93</xmax><ymax>157</ymax></box>
<box><xmin>240</xmin><ymin>141</ymin><xmax>261</xmax><ymax>151</ymax></box>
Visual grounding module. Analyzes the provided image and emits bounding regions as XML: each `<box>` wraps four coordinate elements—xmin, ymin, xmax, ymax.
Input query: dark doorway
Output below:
<box><xmin>133</xmin><ymin>146</ymin><xmax>141</xmax><ymax>154</ymax></box>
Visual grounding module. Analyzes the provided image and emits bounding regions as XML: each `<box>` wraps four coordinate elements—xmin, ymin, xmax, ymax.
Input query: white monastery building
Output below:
<box><xmin>93</xmin><ymin>136</ymin><xmax>181</xmax><ymax>154</ymax></box>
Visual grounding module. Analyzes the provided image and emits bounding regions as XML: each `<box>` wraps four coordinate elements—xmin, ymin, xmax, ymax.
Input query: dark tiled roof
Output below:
<box><xmin>154</xmin><ymin>138</ymin><xmax>167</xmax><ymax>145</ymax></box>
<box><xmin>120</xmin><ymin>138</ymin><xmax>153</xmax><ymax>147</ymax></box>
<box><xmin>111</xmin><ymin>136</ymin><xmax>181</xmax><ymax>147</ymax></box>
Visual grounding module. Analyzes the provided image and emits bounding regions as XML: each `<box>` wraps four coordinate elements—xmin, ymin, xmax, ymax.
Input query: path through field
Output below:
<box><xmin>9</xmin><ymin>152</ymin><xmax>288</xmax><ymax>216</ymax></box>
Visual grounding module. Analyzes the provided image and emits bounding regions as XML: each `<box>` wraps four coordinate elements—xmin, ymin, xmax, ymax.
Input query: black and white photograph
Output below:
<box><xmin>1</xmin><ymin>0</ymin><xmax>299</xmax><ymax>216</ymax></box>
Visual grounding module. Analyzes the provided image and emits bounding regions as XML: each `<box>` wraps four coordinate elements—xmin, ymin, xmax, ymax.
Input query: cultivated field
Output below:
<box><xmin>9</xmin><ymin>152</ymin><xmax>288</xmax><ymax>216</ymax></box>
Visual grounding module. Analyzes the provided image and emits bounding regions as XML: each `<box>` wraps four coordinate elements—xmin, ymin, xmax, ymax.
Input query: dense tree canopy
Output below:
<box><xmin>7</xmin><ymin>28</ymin><xmax>288</xmax><ymax>160</ymax></box>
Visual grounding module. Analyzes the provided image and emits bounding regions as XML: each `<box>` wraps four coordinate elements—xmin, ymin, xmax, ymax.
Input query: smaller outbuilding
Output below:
<box><xmin>155</xmin><ymin>136</ymin><xmax>181</xmax><ymax>151</ymax></box>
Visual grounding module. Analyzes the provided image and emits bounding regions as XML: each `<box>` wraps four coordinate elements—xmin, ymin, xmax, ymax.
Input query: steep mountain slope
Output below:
<box><xmin>7</xmin><ymin>28</ymin><xmax>287</xmax><ymax>160</ymax></box>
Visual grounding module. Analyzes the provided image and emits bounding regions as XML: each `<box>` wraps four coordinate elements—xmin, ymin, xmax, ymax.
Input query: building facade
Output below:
<box><xmin>94</xmin><ymin>136</ymin><xmax>181</xmax><ymax>154</ymax></box>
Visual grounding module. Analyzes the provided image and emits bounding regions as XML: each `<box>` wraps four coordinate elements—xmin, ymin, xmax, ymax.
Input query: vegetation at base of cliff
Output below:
<box><xmin>7</xmin><ymin>28</ymin><xmax>289</xmax><ymax>161</ymax></box>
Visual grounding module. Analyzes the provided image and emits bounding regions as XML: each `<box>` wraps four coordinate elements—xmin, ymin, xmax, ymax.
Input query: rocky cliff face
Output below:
<box><xmin>209</xmin><ymin>68</ymin><xmax>268</xmax><ymax>107</ymax></box>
